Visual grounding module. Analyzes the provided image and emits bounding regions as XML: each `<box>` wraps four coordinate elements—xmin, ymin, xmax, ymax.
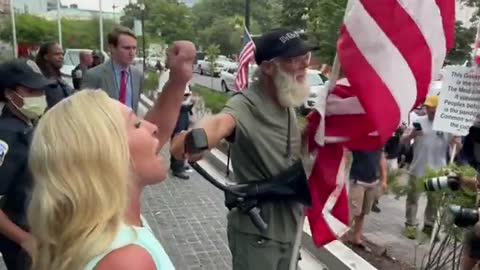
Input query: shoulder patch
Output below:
<box><xmin>0</xmin><ymin>140</ymin><xmax>8</xmax><ymax>167</ymax></box>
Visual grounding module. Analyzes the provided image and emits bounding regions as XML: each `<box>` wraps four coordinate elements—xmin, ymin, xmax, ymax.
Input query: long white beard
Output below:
<box><xmin>273</xmin><ymin>67</ymin><xmax>310</xmax><ymax>108</ymax></box>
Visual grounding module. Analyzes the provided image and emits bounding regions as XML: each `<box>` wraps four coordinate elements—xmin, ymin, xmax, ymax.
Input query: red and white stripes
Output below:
<box><xmin>307</xmin><ymin>0</ymin><xmax>455</xmax><ymax>247</ymax></box>
<box><xmin>235</xmin><ymin>30</ymin><xmax>256</xmax><ymax>91</ymax></box>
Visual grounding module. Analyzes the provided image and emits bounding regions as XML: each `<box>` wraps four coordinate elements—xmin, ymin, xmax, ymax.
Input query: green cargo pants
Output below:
<box><xmin>227</xmin><ymin>226</ymin><xmax>298</xmax><ymax>270</ymax></box>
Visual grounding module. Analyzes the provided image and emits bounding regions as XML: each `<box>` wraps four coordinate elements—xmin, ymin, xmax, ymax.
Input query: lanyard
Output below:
<box><xmin>111</xmin><ymin>61</ymin><xmax>134</xmax><ymax>105</ymax></box>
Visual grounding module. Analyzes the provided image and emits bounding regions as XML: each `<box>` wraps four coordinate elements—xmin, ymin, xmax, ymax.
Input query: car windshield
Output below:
<box><xmin>307</xmin><ymin>73</ymin><xmax>324</xmax><ymax>86</ymax></box>
<box><xmin>63</xmin><ymin>51</ymin><xmax>81</xmax><ymax>66</ymax></box>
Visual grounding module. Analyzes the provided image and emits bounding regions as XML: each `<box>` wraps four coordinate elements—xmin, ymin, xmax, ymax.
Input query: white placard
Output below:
<box><xmin>433</xmin><ymin>66</ymin><xmax>480</xmax><ymax>135</ymax></box>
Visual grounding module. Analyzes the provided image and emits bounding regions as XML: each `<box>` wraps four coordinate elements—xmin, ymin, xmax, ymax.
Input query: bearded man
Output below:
<box><xmin>171</xmin><ymin>29</ymin><xmax>317</xmax><ymax>270</ymax></box>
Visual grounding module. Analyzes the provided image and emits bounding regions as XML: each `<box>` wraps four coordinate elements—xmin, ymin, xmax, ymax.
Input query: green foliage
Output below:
<box><xmin>0</xmin><ymin>14</ymin><xmax>117</xmax><ymax>50</ymax></box>
<box><xmin>0</xmin><ymin>14</ymin><xmax>55</xmax><ymax>44</ymax></box>
<box><xmin>420</xmin><ymin>165</ymin><xmax>477</xmax><ymax>208</ymax></box>
<box><xmin>279</xmin><ymin>0</ymin><xmax>313</xmax><ymax>31</ymax></box>
<box><xmin>121</xmin><ymin>0</ymin><xmax>195</xmax><ymax>45</ymax></box>
<box><xmin>191</xmin><ymin>84</ymin><xmax>229</xmax><ymax>114</ymax></box>
<box><xmin>206</xmin><ymin>44</ymin><xmax>220</xmax><ymax>72</ymax></box>
<box><xmin>445</xmin><ymin>21</ymin><xmax>477</xmax><ymax>65</ymax></box>
<box><xmin>388</xmin><ymin>164</ymin><xmax>477</xmax><ymax>208</ymax></box>
<box><xmin>388</xmin><ymin>164</ymin><xmax>477</xmax><ymax>268</ymax></box>
<box><xmin>143</xmin><ymin>71</ymin><xmax>159</xmax><ymax>93</ymax></box>
<box><xmin>191</xmin><ymin>0</ymin><xmax>279</xmax><ymax>53</ymax></box>
<box><xmin>306</xmin><ymin>0</ymin><xmax>348</xmax><ymax>64</ymax></box>
<box><xmin>196</xmin><ymin>16</ymin><xmax>261</xmax><ymax>55</ymax></box>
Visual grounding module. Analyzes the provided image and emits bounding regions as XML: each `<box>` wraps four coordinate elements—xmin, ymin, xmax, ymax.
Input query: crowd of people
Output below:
<box><xmin>0</xmin><ymin>23</ymin><xmax>479</xmax><ymax>270</ymax></box>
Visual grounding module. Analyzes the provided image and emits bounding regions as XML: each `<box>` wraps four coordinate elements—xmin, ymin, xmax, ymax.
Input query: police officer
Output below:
<box><xmin>0</xmin><ymin>58</ymin><xmax>54</xmax><ymax>269</ymax></box>
<box><xmin>71</xmin><ymin>50</ymin><xmax>93</xmax><ymax>90</ymax></box>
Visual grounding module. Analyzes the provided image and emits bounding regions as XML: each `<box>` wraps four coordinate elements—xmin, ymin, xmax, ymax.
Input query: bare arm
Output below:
<box><xmin>143</xmin><ymin>41</ymin><xmax>196</xmax><ymax>148</ymax></box>
<box><xmin>170</xmin><ymin>113</ymin><xmax>236</xmax><ymax>159</ymax></box>
<box><xmin>400</xmin><ymin>127</ymin><xmax>414</xmax><ymax>145</ymax></box>
<box><xmin>0</xmin><ymin>210</ymin><xmax>30</xmax><ymax>245</ymax></box>
<box><xmin>94</xmin><ymin>245</ymin><xmax>156</xmax><ymax>270</ymax></box>
<box><xmin>144</xmin><ymin>79</ymin><xmax>189</xmax><ymax>147</ymax></box>
<box><xmin>379</xmin><ymin>152</ymin><xmax>387</xmax><ymax>184</ymax></box>
<box><xmin>450</xmin><ymin>135</ymin><xmax>463</xmax><ymax>154</ymax></box>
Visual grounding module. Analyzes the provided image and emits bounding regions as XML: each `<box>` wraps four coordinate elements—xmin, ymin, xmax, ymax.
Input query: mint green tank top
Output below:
<box><xmin>85</xmin><ymin>218</ymin><xmax>175</xmax><ymax>270</ymax></box>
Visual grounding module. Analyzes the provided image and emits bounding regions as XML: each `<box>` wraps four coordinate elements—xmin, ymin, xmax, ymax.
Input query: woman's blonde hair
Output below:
<box><xmin>28</xmin><ymin>90</ymin><xmax>130</xmax><ymax>270</ymax></box>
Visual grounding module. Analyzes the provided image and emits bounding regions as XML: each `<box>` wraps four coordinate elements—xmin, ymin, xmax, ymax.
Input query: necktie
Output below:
<box><xmin>119</xmin><ymin>70</ymin><xmax>127</xmax><ymax>104</ymax></box>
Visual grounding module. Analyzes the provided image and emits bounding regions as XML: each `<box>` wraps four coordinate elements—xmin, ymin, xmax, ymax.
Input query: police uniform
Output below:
<box><xmin>71</xmin><ymin>63</ymin><xmax>88</xmax><ymax>90</ymax></box>
<box><xmin>0</xmin><ymin>59</ymin><xmax>55</xmax><ymax>270</ymax></box>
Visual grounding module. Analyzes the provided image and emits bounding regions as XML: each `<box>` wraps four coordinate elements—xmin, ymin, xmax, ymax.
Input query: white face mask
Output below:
<box><xmin>8</xmin><ymin>92</ymin><xmax>48</xmax><ymax>120</ymax></box>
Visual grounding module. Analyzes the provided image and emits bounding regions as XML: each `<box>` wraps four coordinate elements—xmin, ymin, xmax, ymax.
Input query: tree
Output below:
<box><xmin>120</xmin><ymin>3</ymin><xmax>143</xmax><ymax>29</ymax></box>
<box><xmin>196</xmin><ymin>16</ymin><xmax>261</xmax><ymax>54</ymax></box>
<box><xmin>459</xmin><ymin>0</ymin><xmax>480</xmax><ymax>8</ymax></box>
<box><xmin>0</xmin><ymin>14</ymin><xmax>116</xmax><ymax>51</ymax></box>
<box><xmin>445</xmin><ymin>21</ymin><xmax>477</xmax><ymax>65</ymax></box>
<box><xmin>278</xmin><ymin>0</ymin><xmax>313</xmax><ymax>31</ymax></box>
<box><xmin>120</xmin><ymin>0</ymin><xmax>194</xmax><ymax>45</ymax></box>
<box><xmin>147</xmin><ymin>0</ymin><xmax>194</xmax><ymax>44</ymax></box>
<box><xmin>206</xmin><ymin>43</ymin><xmax>220</xmax><ymax>88</ymax></box>
<box><xmin>0</xmin><ymin>14</ymin><xmax>56</xmax><ymax>44</ymax></box>
<box><xmin>191</xmin><ymin>0</ymin><xmax>277</xmax><ymax>34</ymax></box>
<box><xmin>306</xmin><ymin>0</ymin><xmax>348</xmax><ymax>64</ymax></box>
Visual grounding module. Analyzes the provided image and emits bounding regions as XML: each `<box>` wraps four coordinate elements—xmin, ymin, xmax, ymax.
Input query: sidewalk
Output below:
<box><xmin>142</xmin><ymin>148</ymin><xmax>232</xmax><ymax>270</ymax></box>
<box><xmin>363</xmin><ymin>189</ymin><xmax>430</xmax><ymax>268</ymax></box>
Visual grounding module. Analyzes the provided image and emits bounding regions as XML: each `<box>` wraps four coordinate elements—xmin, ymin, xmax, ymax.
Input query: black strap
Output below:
<box><xmin>226</xmin><ymin>144</ymin><xmax>231</xmax><ymax>177</ymax></box>
<box><xmin>286</xmin><ymin>108</ymin><xmax>291</xmax><ymax>158</ymax></box>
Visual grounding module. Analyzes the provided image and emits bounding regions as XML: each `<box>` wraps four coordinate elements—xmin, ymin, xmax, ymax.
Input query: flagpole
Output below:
<box><xmin>99</xmin><ymin>0</ymin><xmax>104</xmax><ymax>51</ymax></box>
<box><xmin>313</xmin><ymin>0</ymin><xmax>353</xmax><ymax>146</ymax></box>
<box><xmin>56</xmin><ymin>0</ymin><xmax>62</xmax><ymax>47</ymax></box>
<box><xmin>9</xmin><ymin>0</ymin><xmax>17</xmax><ymax>58</ymax></box>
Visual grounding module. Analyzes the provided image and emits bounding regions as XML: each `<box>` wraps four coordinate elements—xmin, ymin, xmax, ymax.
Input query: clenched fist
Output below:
<box><xmin>166</xmin><ymin>41</ymin><xmax>196</xmax><ymax>85</ymax></box>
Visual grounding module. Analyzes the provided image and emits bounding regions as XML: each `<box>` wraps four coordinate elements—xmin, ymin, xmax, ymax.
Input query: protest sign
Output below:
<box><xmin>433</xmin><ymin>66</ymin><xmax>480</xmax><ymax>135</ymax></box>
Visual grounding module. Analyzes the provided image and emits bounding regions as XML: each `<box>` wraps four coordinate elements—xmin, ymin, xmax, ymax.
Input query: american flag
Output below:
<box><xmin>235</xmin><ymin>27</ymin><xmax>256</xmax><ymax>91</ymax></box>
<box><xmin>306</xmin><ymin>0</ymin><xmax>455</xmax><ymax>247</ymax></box>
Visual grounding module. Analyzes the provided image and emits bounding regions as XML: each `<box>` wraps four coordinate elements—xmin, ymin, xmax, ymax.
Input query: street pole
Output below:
<box><xmin>245</xmin><ymin>0</ymin><xmax>250</xmax><ymax>31</ymax></box>
<box><xmin>99</xmin><ymin>0</ymin><xmax>104</xmax><ymax>51</ymax></box>
<box><xmin>140</xmin><ymin>4</ymin><xmax>146</xmax><ymax>76</ymax></box>
<box><xmin>56</xmin><ymin>0</ymin><xmax>62</xmax><ymax>47</ymax></box>
<box><xmin>112</xmin><ymin>4</ymin><xmax>117</xmax><ymax>24</ymax></box>
<box><xmin>9</xmin><ymin>0</ymin><xmax>17</xmax><ymax>58</ymax></box>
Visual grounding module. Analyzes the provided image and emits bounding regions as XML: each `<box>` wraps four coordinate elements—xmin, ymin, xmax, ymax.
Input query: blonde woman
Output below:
<box><xmin>27</xmin><ymin>41</ymin><xmax>195</xmax><ymax>270</ymax></box>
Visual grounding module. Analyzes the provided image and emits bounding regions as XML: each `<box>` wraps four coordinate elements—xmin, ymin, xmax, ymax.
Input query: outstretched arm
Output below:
<box><xmin>144</xmin><ymin>41</ymin><xmax>196</xmax><ymax>147</ymax></box>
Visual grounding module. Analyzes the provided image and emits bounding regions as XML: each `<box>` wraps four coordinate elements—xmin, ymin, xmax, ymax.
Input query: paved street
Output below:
<box><xmin>143</xmin><ymin>148</ymin><xmax>233</xmax><ymax>270</ymax></box>
<box><xmin>191</xmin><ymin>73</ymin><xmax>222</xmax><ymax>92</ymax></box>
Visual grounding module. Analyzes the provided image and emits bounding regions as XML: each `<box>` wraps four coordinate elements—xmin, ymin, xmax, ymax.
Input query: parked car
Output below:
<box><xmin>197</xmin><ymin>55</ymin><xmax>236</xmax><ymax>77</ymax></box>
<box><xmin>220</xmin><ymin>64</ymin><xmax>258</xmax><ymax>92</ymax></box>
<box><xmin>299</xmin><ymin>69</ymin><xmax>326</xmax><ymax>115</ymax></box>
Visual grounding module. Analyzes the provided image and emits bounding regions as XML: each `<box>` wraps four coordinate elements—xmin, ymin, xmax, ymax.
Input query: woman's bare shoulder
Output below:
<box><xmin>94</xmin><ymin>244</ymin><xmax>156</xmax><ymax>270</ymax></box>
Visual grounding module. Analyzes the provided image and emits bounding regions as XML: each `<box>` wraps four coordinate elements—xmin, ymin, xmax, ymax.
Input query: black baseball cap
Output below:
<box><xmin>0</xmin><ymin>58</ymin><xmax>55</xmax><ymax>91</ymax></box>
<box><xmin>254</xmin><ymin>29</ymin><xmax>319</xmax><ymax>65</ymax></box>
